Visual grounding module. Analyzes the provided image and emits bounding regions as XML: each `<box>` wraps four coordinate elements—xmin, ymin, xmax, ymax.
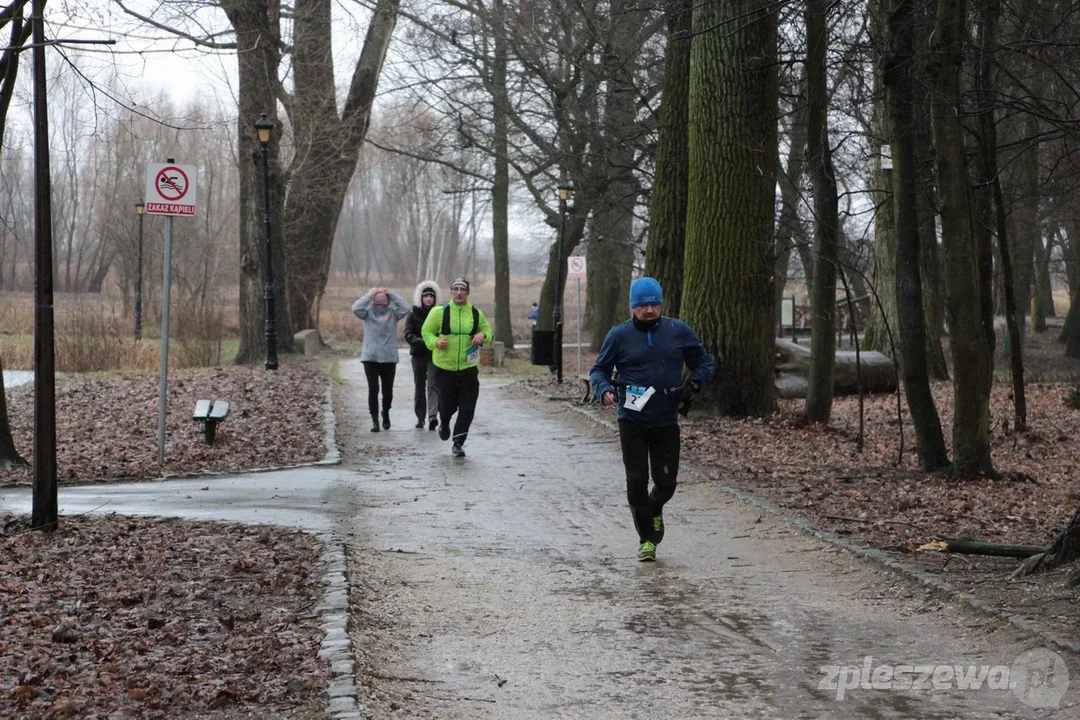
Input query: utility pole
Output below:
<box><xmin>31</xmin><ymin>0</ymin><xmax>57</xmax><ymax>531</ymax></box>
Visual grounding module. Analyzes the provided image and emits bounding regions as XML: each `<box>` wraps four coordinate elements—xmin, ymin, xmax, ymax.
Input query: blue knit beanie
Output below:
<box><xmin>630</xmin><ymin>277</ymin><xmax>663</xmax><ymax>309</ymax></box>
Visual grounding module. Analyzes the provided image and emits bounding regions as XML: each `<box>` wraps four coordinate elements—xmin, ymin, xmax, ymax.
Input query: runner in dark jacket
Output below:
<box><xmin>590</xmin><ymin>277</ymin><xmax>714</xmax><ymax>561</ymax></box>
<box><xmin>404</xmin><ymin>281</ymin><xmax>441</xmax><ymax>430</ymax></box>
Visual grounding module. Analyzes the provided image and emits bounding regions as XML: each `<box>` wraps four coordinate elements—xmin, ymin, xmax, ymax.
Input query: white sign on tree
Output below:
<box><xmin>145</xmin><ymin>163</ymin><xmax>198</xmax><ymax>216</ymax></box>
<box><xmin>567</xmin><ymin>255</ymin><xmax>586</xmax><ymax>279</ymax></box>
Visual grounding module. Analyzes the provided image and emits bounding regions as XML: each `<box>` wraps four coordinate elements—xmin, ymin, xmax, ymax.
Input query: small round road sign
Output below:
<box><xmin>154</xmin><ymin>166</ymin><xmax>189</xmax><ymax>201</ymax></box>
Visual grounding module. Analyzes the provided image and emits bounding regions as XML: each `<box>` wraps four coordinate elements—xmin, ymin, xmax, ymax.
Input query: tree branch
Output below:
<box><xmin>113</xmin><ymin>0</ymin><xmax>237</xmax><ymax>50</ymax></box>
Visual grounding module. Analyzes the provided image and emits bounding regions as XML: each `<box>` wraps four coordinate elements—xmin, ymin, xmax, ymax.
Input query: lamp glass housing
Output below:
<box><xmin>558</xmin><ymin>180</ymin><xmax>575</xmax><ymax>202</ymax></box>
<box><xmin>255</xmin><ymin>113</ymin><xmax>273</xmax><ymax>145</ymax></box>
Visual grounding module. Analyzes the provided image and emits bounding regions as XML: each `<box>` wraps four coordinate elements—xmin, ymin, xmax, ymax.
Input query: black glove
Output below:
<box><xmin>677</xmin><ymin>380</ymin><xmax>701</xmax><ymax>417</ymax></box>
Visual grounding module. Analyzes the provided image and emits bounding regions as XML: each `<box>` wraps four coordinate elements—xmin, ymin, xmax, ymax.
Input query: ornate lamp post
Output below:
<box><xmin>554</xmin><ymin>179</ymin><xmax>575</xmax><ymax>384</ymax></box>
<box><xmin>255</xmin><ymin>112</ymin><xmax>278</xmax><ymax>370</ymax></box>
<box><xmin>134</xmin><ymin>198</ymin><xmax>145</xmax><ymax>341</ymax></box>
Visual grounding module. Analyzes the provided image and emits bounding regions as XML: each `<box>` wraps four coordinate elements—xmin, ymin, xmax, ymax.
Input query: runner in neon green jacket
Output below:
<box><xmin>420</xmin><ymin>278</ymin><xmax>493</xmax><ymax>457</ymax></box>
<box><xmin>421</xmin><ymin>294</ymin><xmax>494</xmax><ymax>371</ymax></box>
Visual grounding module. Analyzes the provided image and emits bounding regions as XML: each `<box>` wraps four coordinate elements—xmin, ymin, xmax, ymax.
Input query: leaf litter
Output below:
<box><xmin>0</xmin><ymin>514</ymin><xmax>327</xmax><ymax>719</ymax></box>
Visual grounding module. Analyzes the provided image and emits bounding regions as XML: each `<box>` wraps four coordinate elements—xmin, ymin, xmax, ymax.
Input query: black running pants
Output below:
<box><xmin>435</xmin><ymin>366</ymin><xmax>480</xmax><ymax>445</ymax></box>
<box><xmin>362</xmin><ymin>361</ymin><xmax>396</xmax><ymax>417</ymax></box>
<box><xmin>618</xmin><ymin>419</ymin><xmax>680</xmax><ymax>543</ymax></box>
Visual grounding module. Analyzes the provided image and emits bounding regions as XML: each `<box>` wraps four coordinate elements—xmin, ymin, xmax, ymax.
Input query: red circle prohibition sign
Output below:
<box><xmin>155</xmin><ymin>167</ymin><xmax>189</xmax><ymax>201</ymax></box>
<box><xmin>569</xmin><ymin>257</ymin><xmax>585</xmax><ymax>272</ymax></box>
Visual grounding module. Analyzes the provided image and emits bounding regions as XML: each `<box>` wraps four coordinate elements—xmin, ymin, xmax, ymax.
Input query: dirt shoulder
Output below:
<box><xmin>0</xmin><ymin>514</ymin><xmax>327</xmax><ymax>719</ymax></box>
<box><xmin>508</xmin><ymin>369</ymin><xmax>1080</xmax><ymax>653</ymax></box>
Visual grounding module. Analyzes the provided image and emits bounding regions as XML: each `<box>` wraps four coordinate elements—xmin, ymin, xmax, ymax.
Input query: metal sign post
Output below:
<box><xmin>576</xmin><ymin>278</ymin><xmax>582</xmax><ymax>373</ymax></box>
<box><xmin>157</xmin><ymin>214</ymin><xmax>173</xmax><ymax>465</ymax></box>
<box><xmin>567</xmin><ymin>256</ymin><xmax>587</xmax><ymax>374</ymax></box>
<box><xmin>146</xmin><ymin>158</ymin><xmax>197</xmax><ymax>464</ymax></box>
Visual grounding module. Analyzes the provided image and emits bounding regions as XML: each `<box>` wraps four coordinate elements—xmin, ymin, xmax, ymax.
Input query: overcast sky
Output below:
<box><xmin>9</xmin><ymin>1</ymin><xmax>553</xmax><ymax>260</ymax></box>
<box><xmin>42</xmin><ymin>0</ymin><xmax>376</xmax><ymax>111</ymax></box>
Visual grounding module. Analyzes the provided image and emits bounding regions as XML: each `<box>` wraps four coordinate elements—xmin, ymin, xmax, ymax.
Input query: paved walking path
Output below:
<box><xmin>3</xmin><ymin>354</ymin><xmax>1074</xmax><ymax>718</ymax></box>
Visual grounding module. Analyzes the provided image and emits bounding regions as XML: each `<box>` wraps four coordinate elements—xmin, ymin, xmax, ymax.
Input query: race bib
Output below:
<box><xmin>624</xmin><ymin>385</ymin><xmax>655</xmax><ymax>411</ymax></box>
<box><xmin>466</xmin><ymin>344</ymin><xmax>480</xmax><ymax>364</ymax></box>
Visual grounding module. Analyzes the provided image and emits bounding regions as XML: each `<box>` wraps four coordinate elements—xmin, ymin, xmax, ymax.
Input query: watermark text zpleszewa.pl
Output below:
<box><xmin>818</xmin><ymin>648</ymin><xmax>1069</xmax><ymax>708</ymax></box>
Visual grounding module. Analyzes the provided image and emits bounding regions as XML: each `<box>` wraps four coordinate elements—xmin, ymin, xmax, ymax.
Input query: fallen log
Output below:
<box><xmin>923</xmin><ymin>536</ymin><xmax>1044</xmax><ymax>558</ymax></box>
<box><xmin>774</xmin><ymin>338</ymin><xmax>897</xmax><ymax>399</ymax></box>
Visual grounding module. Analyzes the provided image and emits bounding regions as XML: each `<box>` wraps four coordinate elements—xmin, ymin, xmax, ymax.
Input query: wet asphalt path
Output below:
<box><xmin>337</xmin><ymin>358</ymin><xmax>1075</xmax><ymax>719</ymax></box>
<box><xmin>2</xmin><ymin>355</ymin><xmax>1074</xmax><ymax>718</ymax></box>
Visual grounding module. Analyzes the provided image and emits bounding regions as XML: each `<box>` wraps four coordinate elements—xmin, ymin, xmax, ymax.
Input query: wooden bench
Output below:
<box><xmin>193</xmin><ymin>399</ymin><xmax>230</xmax><ymax>445</ymax></box>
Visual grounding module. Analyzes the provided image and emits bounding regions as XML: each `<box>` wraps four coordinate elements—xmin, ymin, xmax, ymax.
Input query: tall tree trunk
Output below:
<box><xmin>0</xmin><ymin>357</ymin><xmax>28</xmax><ymax>469</ymax></box>
<box><xmin>644</xmin><ymin>0</ymin><xmax>692</xmax><ymax>318</ymax></box>
<box><xmin>227</xmin><ymin>0</ymin><xmax>286</xmax><ymax>365</ymax></box>
<box><xmin>586</xmin><ymin>0</ymin><xmax>641</xmax><ymax>350</ymax></box>
<box><xmin>0</xmin><ymin>2</ymin><xmax>33</xmax><ymax>152</ymax></box>
<box><xmin>1008</xmin><ymin>109</ymin><xmax>1040</xmax><ymax>330</ymax></box>
<box><xmin>489</xmin><ymin>0</ymin><xmax>513</xmax><ymax>347</ymax></box>
<box><xmin>1064</xmin><ymin>223</ymin><xmax>1078</xmax><ymax>305</ymax></box>
<box><xmin>931</xmin><ymin>0</ymin><xmax>996</xmax><ymax>475</ymax></box>
<box><xmin>1061</xmin><ymin>216</ymin><xmax>1080</xmax><ymax>355</ymax></box>
<box><xmin>280</xmin><ymin>0</ymin><xmax>398</xmax><ymax>338</ymax></box>
<box><xmin>975</xmin><ymin>0</ymin><xmax>1025</xmax><ymax>431</ymax></box>
<box><xmin>1062</xmin><ymin>275</ymin><xmax>1080</xmax><ymax>358</ymax></box>
<box><xmin>536</xmin><ymin>215</ymin><xmax>585</xmax><ymax>333</ymax></box>
<box><xmin>1032</xmin><ymin>234</ymin><xmax>1053</xmax><ymax>328</ymax></box>
<box><xmin>884</xmin><ymin>0</ymin><xmax>949</xmax><ymax>470</ymax></box>
<box><xmin>864</xmin><ymin>0</ymin><xmax>897</xmax><ymax>357</ymax></box>
<box><xmin>913</xmin><ymin>4</ymin><xmax>949</xmax><ymax>381</ymax></box>
<box><xmin>804</xmin><ymin>0</ymin><xmax>839</xmax><ymax>424</ymax></box>
<box><xmin>775</xmin><ymin>74</ymin><xmax>809</xmax><ymax>324</ymax></box>
<box><xmin>683</xmin><ymin>0</ymin><xmax>778</xmax><ymax>416</ymax></box>
<box><xmin>585</xmin><ymin>231</ymin><xmax>633</xmax><ymax>351</ymax></box>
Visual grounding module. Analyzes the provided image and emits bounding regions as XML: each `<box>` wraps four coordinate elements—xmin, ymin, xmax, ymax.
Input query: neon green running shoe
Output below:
<box><xmin>653</xmin><ymin>514</ymin><xmax>665</xmax><ymax>545</ymax></box>
<box><xmin>638</xmin><ymin>541</ymin><xmax>657</xmax><ymax>562</ymax></box>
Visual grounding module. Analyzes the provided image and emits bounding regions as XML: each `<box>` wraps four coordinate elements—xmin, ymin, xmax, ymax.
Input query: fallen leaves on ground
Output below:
<box><xmin>1</xmin><ymin>361</ymin><xmax>328</xmax><ymax>487</ymax></box>
<box><xmin>0</xmin><ymin>514</ymin><xmax>327</xmax><ymax>719</ymax></box>
<box><xmin>677</xmin><ymin>382</ymin><xmax>1078</xmax><ymax>552</ymax></box>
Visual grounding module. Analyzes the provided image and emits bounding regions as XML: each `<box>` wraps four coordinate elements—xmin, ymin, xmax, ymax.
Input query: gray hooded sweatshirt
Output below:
<box><xmin>351</xmin><ymin>290</ymin><xmax>410</xmax><ymax>363</ymax></box>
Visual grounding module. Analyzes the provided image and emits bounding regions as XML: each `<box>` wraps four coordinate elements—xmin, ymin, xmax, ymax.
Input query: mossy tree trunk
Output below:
<box><xmin>682</xmin><ymin>0</ymin><xmax>778</xmax><ymax>417</ymax></box>
<box><xmin>931</xmin><ymin>0</ymin><xmax>996</xmax><ymax>475</ymax></box>
<box><xmin>884</xmin><ymin>0</ymin><xmax>949</xmax><ymax>470</ymax></box>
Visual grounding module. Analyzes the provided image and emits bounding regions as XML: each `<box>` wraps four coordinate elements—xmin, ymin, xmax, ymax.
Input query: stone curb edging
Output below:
<box><xmin>524</xmin><ymin>385</ymin><xmax>1080</xmax><ymax>656</ymax></box>
<box><xmin>321</xmin><ymin>380</ymin><xmax>342</xmax><ymax>465</ymax></box>
<box><xmin>316</xmin><ymin>533</ymin><xmax>364</xmax><ymax>720</ymax></box>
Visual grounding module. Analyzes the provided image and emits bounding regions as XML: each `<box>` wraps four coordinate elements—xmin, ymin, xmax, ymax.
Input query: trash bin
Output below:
<box><xmin>531</xmin><ymin>329</ymin><xmax>555</xmax><ymax>366</ymax></box>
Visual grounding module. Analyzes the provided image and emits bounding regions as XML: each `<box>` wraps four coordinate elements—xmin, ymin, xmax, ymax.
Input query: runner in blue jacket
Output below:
<box><xmin>590</xmin><ymin>277</ymin><xmax>713</xmax><ymax>561</ymax></box>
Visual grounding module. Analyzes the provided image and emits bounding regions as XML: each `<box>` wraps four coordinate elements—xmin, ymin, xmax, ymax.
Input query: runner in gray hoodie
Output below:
<box><xmin>352</xmin><ymin>287</ymin><xmax>410</xmax><ymax>432</ymax></box>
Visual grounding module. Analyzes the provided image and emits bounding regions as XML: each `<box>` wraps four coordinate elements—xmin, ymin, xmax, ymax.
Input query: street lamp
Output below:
<box><xmin>255</xmin><ymin>111</ymin><xmax>279</xmax><ymax>370</ymax></box>
<box><xmin>134</xmin><ymin>198</ymin><xmax>145</xmax><ymax>341</ymax></box>
<box><xmin>554</xmin><ymin>179</ymin><xmax>575</xmax><ymax>384</ymax></box>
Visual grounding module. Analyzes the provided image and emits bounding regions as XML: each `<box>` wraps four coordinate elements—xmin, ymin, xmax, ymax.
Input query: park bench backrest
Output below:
<box><xmin>209</xmin><ymin>401</ymin><xmax>230</xmax><ymax>420</ymax></box>
<box><xmin>193</xmin><ymin>399</ymin><xmax>212</xmax><ymax>420</ymax></box>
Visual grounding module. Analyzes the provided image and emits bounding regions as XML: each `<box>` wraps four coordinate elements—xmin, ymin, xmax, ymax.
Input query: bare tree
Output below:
<box><xmin>804</xmin><ymin>0</ymin><xmax>841</xmax><ymax>424</ymax></box>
